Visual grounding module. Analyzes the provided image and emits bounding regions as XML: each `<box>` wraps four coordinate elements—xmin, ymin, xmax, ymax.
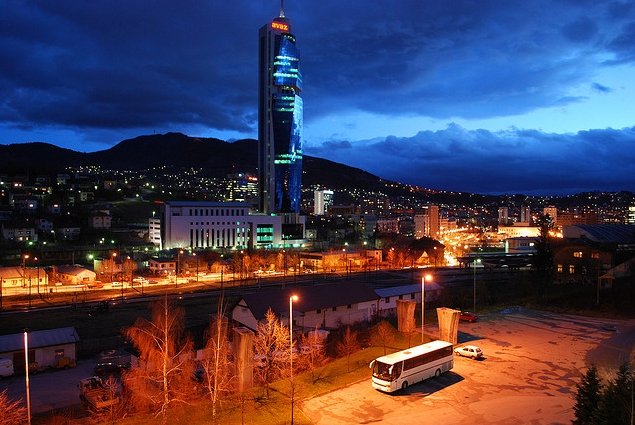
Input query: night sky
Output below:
<box><xmin>1</xmin><ymin>1</ymin><xmax>634</xmax><ymax>195</ymax></box>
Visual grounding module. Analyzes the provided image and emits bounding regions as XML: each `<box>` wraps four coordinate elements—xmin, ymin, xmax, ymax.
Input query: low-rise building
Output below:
<box><xmin>56</xmin><ymin>265</ymin><xmax>97</xmax><ymax>285</ymax></box>
<box><xmin>375</xmin><ymin>283</ymin><xmax>442</xmax><ymax>317</ymax></box>
<box><xmin>0</xmin><ymin>266</ymin><xmax>48</xmax><ymax>294</ymax></box>
<box><xmin>232</xmin><ymin>283</ymin><xmax>379</xmax><ymax>331</ymax></box>
<box><xmin>0</xmin><ymin>327</ymin><xmax>80</xmax><ymax>372</ymax></box>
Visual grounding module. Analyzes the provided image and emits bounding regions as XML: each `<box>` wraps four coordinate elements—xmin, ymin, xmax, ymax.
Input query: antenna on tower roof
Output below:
<box><xmin>279</xmin><ymin>0</ymin><xmax>285</xmax><ymax>17</ymax></box>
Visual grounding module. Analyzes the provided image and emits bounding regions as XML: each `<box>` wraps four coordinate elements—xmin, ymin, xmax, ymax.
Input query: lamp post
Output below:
<box><xmin>193</xmin><ymin>253</ymin><xmax>199</xmax><ymax>283</ymax></box>
<box><xmin>421</xmin><ymin>274</ymin><xmax>432</xmax><ymax>343</ymax></box>
<box><xmin>473</xmin><ymin>258</ymin><xmax>481</xmax><ymax>313</ymax></box>
<box><xmin>289</xmin><ymin>294</ymin><xmax>298</xmax><ymax>424</ymax></box>
<box><xmin>24</xmin><ymin>330</ymin><xmax>31</xmax><ymax>425</ymax></box>
<box><xmin>34</xmin><ymin>257</ymin><xmax>39</xmax><ymax>298</ymax></box>
<box><xmin>111</xmin><ymin>252</ymin><xmax>117</xmax><ymax>284</ymax></box>
<box><xmin>433</xmin><ymin>246</ymin><xmax>437</xmax><ymax>269</ymax></box>
<box><xmin>342</xmin><ymin>248</ymin><xmax>347</xmax><ymax>276</ymax></box>
<box><xmin>22</xmin><ymin>254</ymin><xmax>30</xmax><ymax>289</ymax></box>
<box><xmin>176</xmin><ymin>250</ymin><xmax>183</xmax><ymax>288</ymax></box>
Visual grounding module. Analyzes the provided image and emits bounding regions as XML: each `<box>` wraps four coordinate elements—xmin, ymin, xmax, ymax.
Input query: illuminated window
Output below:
<box><xmin>573</xmin><ymin>251</ymin><xmax>583</xmax><ymax>258</ymax></box>
<box><xmin>557</xmin><ymin>264</ymin><xmax>563</xmax><ymax>273</ymax></box>
<box><xmin>591</xmin><ymin>252</ymin><xmax>600</xmax><ymax>259</ymax></box>
<box><xmin>569</xmin><ymin>265</ymin><xmax>575</xmax><ymax>274</ymax></box>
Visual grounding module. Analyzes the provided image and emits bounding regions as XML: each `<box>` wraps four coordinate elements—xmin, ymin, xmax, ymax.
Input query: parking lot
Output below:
<box><xmin>301</xmin><ymin>308</ymin><xmax>635</xmax><ymax>425</ymax></box>
<box><xmin>2</xmin><ymin>308</ymin><xmax>634</xmax><ymax>424</ymax></box>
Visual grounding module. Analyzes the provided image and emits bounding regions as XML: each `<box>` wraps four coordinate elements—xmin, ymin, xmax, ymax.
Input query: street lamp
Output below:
<box><xmin>193</xmin><ymin>253</ymin><xmax>199</xmax><ymax>283</ymax></box>
<box><xmin>289</xmin><ymin>294</ymin><xmax>298</xmax><ymax>424</ymax></box>
<box><xmin>176</xmin><ymin>250</ymin><xmax>183</xmax><ymax>288</ymax></box>
<box><xmin>473</xmin><ymin>258</ymin><xmax>481</xmax><ymax>313</ymax></box>
<box><xmin>34</xmin><ymin>257</ymin><xmax>39</xmax><ymax>299</ymax></box>
<box><xmin>24</xmin><ymin>330</ymin><xmax>31</xmax><ymax>425</ymax></box>
<box><xmin>111</xmin><ymin>252</ymin><xmax>117</xmax><ymax>284</ymax></box>
<box><xmin>342</xmin><ymin>248</ymin><xmax>348</xmax><ymax>276</ymax></box>
<box><xmin>421</xmin><ymin>274</ymin><xmax>432</xmax><ymax>343</ymax></box>
<box><xmin>22</xmin><ymin>254</ymin><xmax>30</xmax><ymax>289</ymax></box>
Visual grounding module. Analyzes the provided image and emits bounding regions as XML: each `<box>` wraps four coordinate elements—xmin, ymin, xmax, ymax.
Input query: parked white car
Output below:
<box><xmin>454</xmin><ymin>345</ymin><xmax>483</xmax><ymax>359</ymax></box>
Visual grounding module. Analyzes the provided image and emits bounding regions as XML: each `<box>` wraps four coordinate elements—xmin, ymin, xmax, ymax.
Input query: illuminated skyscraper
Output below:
<box><xmin>258</xmin><ymin>3</ymin><xmax>303</xmax><ymax>214</ymax></box>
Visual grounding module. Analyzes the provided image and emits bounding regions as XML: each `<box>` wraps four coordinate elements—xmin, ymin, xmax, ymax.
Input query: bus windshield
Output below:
<box><xmin>373</xmin><ymin>361</ymin><xmax>402</xmax><ymax>381</ymax></box>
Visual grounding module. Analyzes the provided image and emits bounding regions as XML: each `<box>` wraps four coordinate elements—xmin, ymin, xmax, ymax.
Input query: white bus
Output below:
<box><xmin>370</xmin><ymin>340</ymin><xmax>453</xmax><ymax>393</ymax></box>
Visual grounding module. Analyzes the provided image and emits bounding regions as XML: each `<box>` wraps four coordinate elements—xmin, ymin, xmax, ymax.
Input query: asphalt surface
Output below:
<box><xmin>301</xmin><ymin>308</ymin><xmax>635</xmax><ymax>425</ymax></box>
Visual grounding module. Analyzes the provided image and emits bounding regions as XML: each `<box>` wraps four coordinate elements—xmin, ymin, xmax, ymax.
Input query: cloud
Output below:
<box><xmin>1</xmin><ymin>0</ymin><xmax>634</xmax><ymax>143</ymax></box>
<box><xmin>305</xmin><ymin>125</ymin><xmax>635</xmax><ymax>194</ymax></box>
<box><xmin>591</xmin><ymin>82</ymin><xmax>612</xmax><ymax>93</ymax></box>
<box><xmin>1</xmin><ymin>1</ymin><xmax>634</xmax><ymax>193</ymax></box>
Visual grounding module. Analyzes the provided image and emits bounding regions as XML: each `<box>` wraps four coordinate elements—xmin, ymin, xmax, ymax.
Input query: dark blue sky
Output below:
<box><xmin>1</xmin><ymin>1</ymin><xmax>634</xmax><ymax>194</ymax></box>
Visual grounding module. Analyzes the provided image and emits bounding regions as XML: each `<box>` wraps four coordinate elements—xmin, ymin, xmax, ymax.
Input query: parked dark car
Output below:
<box><xmin>94</xmin><ymin>361</ymin><xmax>128</xmax><ymax>377</ymax></box>
<box><xmin>94</xmin><ymin>349</ymin><xmax>132</xmax><ymax>377</ymax></box>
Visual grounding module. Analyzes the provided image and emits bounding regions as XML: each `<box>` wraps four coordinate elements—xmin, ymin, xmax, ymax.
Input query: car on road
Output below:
<box><xmin>459</xmin><ymin>311</ymin><xmax>478</xmax><ymax>322</ymax></box>
<box><xmin>454</xmin><ymin>345</ymin><xmax>483</xmax><ymax>359</ymax></box>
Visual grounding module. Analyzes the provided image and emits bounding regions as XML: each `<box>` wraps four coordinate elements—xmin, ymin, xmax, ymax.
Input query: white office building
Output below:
<box><xmin>627</xmin><ymin>205</ymin><xmax>635</xmax><ymax>225</ymax></box>
<box><xmin>157</xmin><ymin>201</ymin><xmax>305</xmax><ymax>250</ymax></box>
<box><xmin>314</xmin><ymin>189</ymin><xmax>334</xmax><ymax>215</ymax></box>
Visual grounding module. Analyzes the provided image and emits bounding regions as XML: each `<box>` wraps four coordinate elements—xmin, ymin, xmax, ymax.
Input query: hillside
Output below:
<box><xmin>0</xmin><ymin>132</ymin><xmax>384</xmax><ymax>191</ymax></box>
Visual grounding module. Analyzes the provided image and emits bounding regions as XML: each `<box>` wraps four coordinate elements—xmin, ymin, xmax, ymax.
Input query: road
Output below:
<box><xmin>301</xmin><ymin>308</ymin><xmax>635</xmax><ymax>425</ymax></box>
<box><xmin>1</xmin><ymin>267</ymin><xmax>512</xmax><ymax>311</ymax></box>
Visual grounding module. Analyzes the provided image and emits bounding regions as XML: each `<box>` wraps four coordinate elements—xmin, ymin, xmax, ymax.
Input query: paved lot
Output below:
<box><xmin>301</xmin><ymin>309</ymin><xmax>635</xmax><ymax>425</ymax></box>
<box><xmin>1</xmin><ymin>308</ymin><xmax>633</xmax><ymax>423</ymax></box>
<box><xmin>0</xmin><ymin>358</ymin><xmax>96</xmax><ymax>414</ymax></box>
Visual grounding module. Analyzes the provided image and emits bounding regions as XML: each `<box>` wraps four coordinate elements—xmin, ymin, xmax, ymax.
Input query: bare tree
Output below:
<box><xmin>0</xmin><ymin>390</ymin><xmax>25</xmax><ymax>425</ymax></box>
<box><xmin>253</xmin><ymin>308</ymin><xmax>290</xmax><ymax>397</ymax></box>
<box><xmin>200</xmin><ymin>299</ymin><xmax>234</xmax><ymax>422</ymax></box>
<box><xmin>122</xmin><ymin>257</ymin><xmax>136</xmax><ymax>285</ymax></box>
<box><xmin>125</xmin><ymin>295</ymin><xmax>194</xmax><ymax>423</ymax></box>
<box><xmin>337</xmin><ymin>327</ymin><xmax>360</xmax><ymax>373</ymax></box>
<box><xmin>299</xmin><ymin>330</ymin><xmax>328</xmax><ymax>383</ymax></box>
<box><xmin>102</xmin><ymin>258</ymin><xmax>117</xmax><ymax>282</ymax></box>
<box><xmin>371</xmin><ymin>320</ymin><xmax>396</xmax><ymax>355</ymax></box>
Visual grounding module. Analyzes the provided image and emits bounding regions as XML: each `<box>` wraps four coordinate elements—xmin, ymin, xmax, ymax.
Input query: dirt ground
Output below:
<box><xmin>300</xmin><ymin>308</ymin><xmax>635</xmax><ymax>425</ymax></box>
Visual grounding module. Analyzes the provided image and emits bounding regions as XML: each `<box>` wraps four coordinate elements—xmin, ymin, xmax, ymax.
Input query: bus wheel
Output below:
<box><xmin>435</xmin><ymin>369</ymin><xmax>441</xmax><ymax>378</ymax></box>
<box><xmin>401</xmin><ymin>381</ymin><xmax>408</xmax><ymax>390</ymax></box>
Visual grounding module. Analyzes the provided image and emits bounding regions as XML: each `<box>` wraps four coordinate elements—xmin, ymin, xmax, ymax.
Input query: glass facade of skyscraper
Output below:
<box><xmin>258</xmin><ymin>16</ymin><xmax>303</xmax><ymax>214</ymax></box>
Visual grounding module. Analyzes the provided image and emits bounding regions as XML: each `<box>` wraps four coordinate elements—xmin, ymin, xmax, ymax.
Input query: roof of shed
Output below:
<box><xmin>238</xmin><ymin>282</ymin><xmax>379</xmax><ymax>320</ymax></box>
<box><xmin>0</xmin><ymin>327</ymin><xmax>79</xmax><ymax>353</ymax></box>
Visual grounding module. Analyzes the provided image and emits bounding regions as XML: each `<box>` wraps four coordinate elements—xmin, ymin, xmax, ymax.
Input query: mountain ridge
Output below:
<box><xmin>0</xmin><ymin>132</ymin><xmax>385</xmax><ymax>191</ymax></box>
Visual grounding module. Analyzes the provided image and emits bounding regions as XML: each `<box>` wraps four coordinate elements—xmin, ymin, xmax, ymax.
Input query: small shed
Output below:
<box><xmin>0</xmin><ymin>327</ymin><xmax>80</xmax><ymax>372</ymax></box>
